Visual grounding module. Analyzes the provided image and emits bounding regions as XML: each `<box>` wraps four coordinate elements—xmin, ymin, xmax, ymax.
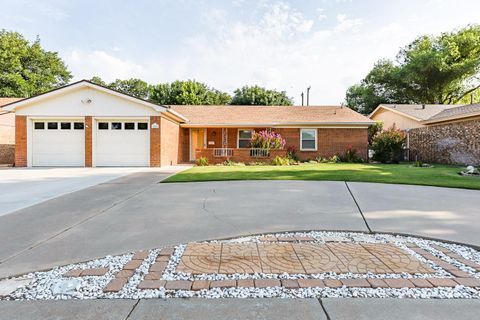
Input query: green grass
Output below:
<box><xmin>164</xmin><ymin>163</ymin><xmax>480</xmax><ymax>190</ymax></box>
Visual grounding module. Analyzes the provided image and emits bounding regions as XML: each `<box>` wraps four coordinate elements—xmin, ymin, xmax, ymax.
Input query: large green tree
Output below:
<box><xmin>346</xmin><ymin>25</ymin><xmax>480</xmax><ymax>114</ymax></box>
<box><xmin>90</xmin><ymin>77</ymin><xmax>151</xmax><ymax>100</ymax></box>
<box><xmin>231</xmin><ymin>85</ymin><xmax>293</xmax><ymax>105</ymax></box>
<box><xmin>0</xmin><ymin>30</ymin><xmax>72</xmax><ymax>97</ymax></box>
<box><xmin>150</xmin><ymin>80</ymin><xmax>231</xmax><ymax>105</ymax></box>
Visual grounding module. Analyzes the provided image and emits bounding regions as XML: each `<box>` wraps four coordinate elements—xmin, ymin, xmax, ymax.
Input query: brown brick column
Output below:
<box><xmin>150</xmin><ymin>116</ymin><xmax>161</xmax><ymax>167</ymax></box>
<box><xmin>14</xmin><ymin>115</ymin><xmax>27</xmax><ymax>167</ymax></box>
<box><xmin>85</xmin><ymin>116</ymin><xmax>93</xmax><ymax>167</ymax></box>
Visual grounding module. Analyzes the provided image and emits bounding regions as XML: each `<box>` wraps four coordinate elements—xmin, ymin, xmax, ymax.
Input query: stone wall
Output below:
<box><xmin>0</xmin><ymin>144</ymin><xmax>15</xmax><ymax>164</ymax></box>
<box><xmin>409</xmin><ymin>118</ymin><xmax>480</xmax><ymax>165</ymax></box>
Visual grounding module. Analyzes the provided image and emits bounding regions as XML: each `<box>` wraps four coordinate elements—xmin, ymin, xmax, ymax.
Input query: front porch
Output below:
<box><xmin>195</xmin><ymin>147</ymin><xmax>287</xmax><ymax>164</ymax></box>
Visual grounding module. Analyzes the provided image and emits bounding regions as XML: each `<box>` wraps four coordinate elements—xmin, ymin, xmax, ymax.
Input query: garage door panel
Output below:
<box><xmin>94</xmin><ymin>121</ymin><xmax>149</xmax><ymax>167</ymax></box>
<box><xmin>32</xmin><ymin>121</ymin><xmax>85</xmax><ymax>167</ymax></box>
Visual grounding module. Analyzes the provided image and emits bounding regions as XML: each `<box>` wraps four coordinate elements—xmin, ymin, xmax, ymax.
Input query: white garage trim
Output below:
<box><xmin>92</xmin><ymin>117</ymin><xmax>150</xmax><ymax>167</ymax></box>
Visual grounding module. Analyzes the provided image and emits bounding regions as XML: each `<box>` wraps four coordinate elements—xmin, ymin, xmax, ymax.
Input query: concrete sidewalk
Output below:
<box><xmin>1</xmin><ymin>298</ymin><xmax>479</xmax><ymax>320</ymax></box>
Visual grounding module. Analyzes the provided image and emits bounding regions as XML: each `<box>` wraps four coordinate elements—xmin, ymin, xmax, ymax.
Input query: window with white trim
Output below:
<box><xmin>300</xmin><ymin>129</ymin><xmax>317</xmax><ymax>151</ymax></box>
<box><xmin>238</xmin><ymin>129</ymin><xmax>253</xmax><ymax>148</ymax></box>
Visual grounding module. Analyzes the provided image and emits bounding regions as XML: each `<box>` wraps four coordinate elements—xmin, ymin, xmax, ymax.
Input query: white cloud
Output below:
<box><xmin>65</xmin><ymin>50</ymin><xmax>144</xmax><ymax>82</ymax></box>
<box><xmin>334</xmin><ymin>14</ymin><xmax>362</xmax><ymax>32</ymax></box>
<box><xmin>316</xmin><ymin>8</ymin><xmax>327</xmax><ymax>21</ymax></box>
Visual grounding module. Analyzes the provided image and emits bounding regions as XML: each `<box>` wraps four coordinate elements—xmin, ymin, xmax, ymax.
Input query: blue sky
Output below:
<box><xmin>1</xmin><ymin>0</ymin><xmax>480</xmax><ymax>104</ymax></box>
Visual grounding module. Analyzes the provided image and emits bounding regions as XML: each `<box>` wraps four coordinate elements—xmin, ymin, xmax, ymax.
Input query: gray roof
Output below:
<box><xmin>379</xmin><ymin>104</ymin><xmax>460</xmax><ymax>120</ymax></box>
<box><xmin>426</xmin><ymin>103</ymin><xmax>480</xmax><ymax>123</ymax></box>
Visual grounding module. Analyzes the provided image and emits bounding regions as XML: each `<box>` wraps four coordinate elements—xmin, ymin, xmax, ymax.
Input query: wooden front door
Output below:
<box><xmin>190</xmin><ymin>129</ymin><xmax>205</xmax><ymax>161</ymax></box>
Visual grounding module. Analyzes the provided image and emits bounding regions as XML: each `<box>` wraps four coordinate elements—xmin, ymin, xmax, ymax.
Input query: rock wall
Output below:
<box><xmin>0</xmin><ymin>144</ymin><xmax>15</xmax><ymax>164</ymax></box>
<box><xmin>409</xmin><ymin>118</ymin><xmax>480</xmax><ymax>165</ymax></box>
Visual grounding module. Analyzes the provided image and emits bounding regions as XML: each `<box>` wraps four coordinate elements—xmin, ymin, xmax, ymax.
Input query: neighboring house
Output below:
<box><xmin>369</xmin><ymin>104</ymin><xmax>460</xmax><ymax>130</ymax></box>
<box><xmin>0</xmin><ymin>98</ymin><xmax>22</xmax><ymax>164</ymax></box>
<box><xmin>3</xmin><ymin>80</ymin><xmax>373</xmax><ymax>167</ymax></box>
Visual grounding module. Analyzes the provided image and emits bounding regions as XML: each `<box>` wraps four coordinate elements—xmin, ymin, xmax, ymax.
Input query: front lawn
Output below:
<box><xmin>164</xmin><ymin>163</ymin><xmax>480</xmax><ymax>190</ymax></box>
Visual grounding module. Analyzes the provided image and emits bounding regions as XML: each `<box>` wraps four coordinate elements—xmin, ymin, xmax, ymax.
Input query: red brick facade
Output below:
<box><xmin>85</xmin><ymin>116</ymin><xmax>92</xmax><ymax>167</ymax></box>
<box><xmin>14</xmin><ymin>115</ymin><xmax>27</xmax><ymax>167</ymax></box>
<box><xmin>160</xmin><ymin>117</ymin><xmax>180</xmax><ymax>166</ymax></box>
<box><xmin>150</xmin><ymin>116</ymin><xmax>161</xmax><ymax>167</ymax></box>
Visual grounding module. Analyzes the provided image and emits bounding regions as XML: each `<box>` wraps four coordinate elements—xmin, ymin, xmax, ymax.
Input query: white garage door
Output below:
<box><xmin>95</xmin><ymin>120</ymin><xmax>149</xmax><ymax>167</ymax></box>
<box><xmin>32</xmin><ymin>120</ymin><xmax>85</xmax><ymax>166</ymax></box>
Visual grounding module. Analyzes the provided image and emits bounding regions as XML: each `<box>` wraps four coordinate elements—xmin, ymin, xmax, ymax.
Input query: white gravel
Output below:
<box><xmin>2</xmin><ymin>231</ymin><xmax>480</xmax><ymax>300</ymax></box>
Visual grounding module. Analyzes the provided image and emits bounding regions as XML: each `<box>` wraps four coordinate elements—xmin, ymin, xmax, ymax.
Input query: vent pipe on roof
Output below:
<box><xmin>422</xmin><ymin>104</ymin><xmax>425</xmax><ymax>109</ymax></box>
<box><xmin>306</xmin><ymin>86</ymin><xmax>311</xmax><ymax>106</ymax></box>
<box><xmin>301</xmin><ymin>92</ymin><xmax>304</xmax><ymax>106</ymax></box>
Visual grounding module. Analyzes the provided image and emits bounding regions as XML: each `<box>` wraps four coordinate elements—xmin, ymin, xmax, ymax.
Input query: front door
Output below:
<box><xmin>190</xmin><ymin>129</ymin><xmax>205</xmax><ymax>161</ymax></box>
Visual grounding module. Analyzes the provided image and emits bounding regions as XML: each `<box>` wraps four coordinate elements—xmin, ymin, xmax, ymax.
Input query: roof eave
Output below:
<box><xmin>180</xmin><ymin>122</ymin><xmax>373</xmax><ymax>128</ymax></box>
<box><xmin>423</xmin><ymin>111</ymin><xmax>480</xmax><ymax>124</ymax></box>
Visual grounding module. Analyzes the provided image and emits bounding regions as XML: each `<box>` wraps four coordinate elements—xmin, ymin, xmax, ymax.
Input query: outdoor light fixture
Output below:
<box><xmin>81</xmin><ymin>98</ymin><xmax>92</xmax><ymax>104</ymax></box>
<box><xmin>151</xmin><ymin>123</ymin><xmax>159</xmax><ymax>129</ymax></box>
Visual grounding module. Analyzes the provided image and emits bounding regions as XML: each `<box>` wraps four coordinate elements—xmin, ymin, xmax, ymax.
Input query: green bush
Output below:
<box><xmin>371</xmin><ymin>126</ymin><xmax>406</xmax><ymax>163</ymax></box>
<box><xmin>329</xmin><ymin>155</ymin><xmax>341</xmax><ymax>163</ymax></box>
<box><xmin>341</xmin><ymin>147</ymin><xmax>364</xmax><ymax>163</ymax></box>
<box><xmin>196</xmin><ymin>156</ymin><xmax>209</xmax><ymax>166</ymax></box>
<box><xmin>272</xmin><ymin>156</ymin><xmax>291</xmax><ymax>166</ymax></box>
<box><xmin>223</xmin><ymin>160</ymin><xmax>245</xmax><ymax>166</ymax></box>
<box><xmin>368</xmin><ymin>121</ymin><xmax>383</xmax><ymax>145</ymax></box>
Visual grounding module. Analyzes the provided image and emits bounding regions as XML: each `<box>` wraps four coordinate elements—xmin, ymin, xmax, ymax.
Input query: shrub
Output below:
<box><xmin>329</xmin><ymin>155</ymin><xmax>341</xmax><ymax>163</ymax></box>
<box><xmin>371</xmin><ymin>126</ymin><xmax>406</xmax><ymax>163</ymax></box>
<box><xmin>223</xmin><ymin>160</ymin><xmax>245</xmax><ymax>166</ymax></box>
<box><xmin>341</xmin><ymin>146</ymin><xmax>364</xmax><ymax>163</ymax></box>
<box><xmin>196</xmin><ymin>156</ymin><xmax>209</xmax><ymax>166</ymax></box>
<box><xmin>368</xmin><ymin>121</ymin><xmax>383</xmax><ymax>145</ymax></box>
<box><xmin>247</xmin><ymin>161</ymin><xmax>268</xmax><ymax>166</ymax></box>
<box><xmin>250</xmin><ymin>130</ymin><xmax>286</xmax><ymax>150</ymax></box>
<box><xmin>286</xmin><ymin>145</ymin><xmax>299</xmax><ymax>161</ymax></box>
<box><xmin>272</xmin><ymin>156</ymin><xmax>291</xmax><ymax>166</ymax></box>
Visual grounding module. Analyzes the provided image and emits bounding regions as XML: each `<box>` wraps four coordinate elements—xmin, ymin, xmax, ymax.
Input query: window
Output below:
<box><xmin>111</xmin><ymin>122</ymin><xmax>122</xmax><ymax>130</ymax></box>
<box><xmin>137</xmin><ymin>122</ymin><xmax>148</xmax><ymax>130</ymax></box>
<box><xmin>98</xmin><ymin>122</ymin><xmax>108</xmax><ymax>130</ymax></box>
<box><xmin>47</xmin><ymin>122</ymin><xmax>58</xmax><ymax>130</ymax></box>
<box><xmin>74</xmin><ymin>122</ymin><xmax>84</xmax><ymax>130</ymax></box>
<box><xmin>300</xmin><ymin>129</ymin><xmax>317</xmax><ymax>151</ymax></box>
<box><xmin>125</xmin><ymin>122</ymin><xmax>135</xmax><ymax>130</ymax></box>
<box><xmin>238</xmin><ymin>130</ymin><xmax>253</xmax><ymax>148</ymax></box>
<box><xmin>34</xmin><ymin>122</ymin><xmax>45</xmax><ymax>130</ymax></box>
<box><xmin>61</xmin><ymin>122</ymin><xmax>71</xmax><ymax>130</ymax></box>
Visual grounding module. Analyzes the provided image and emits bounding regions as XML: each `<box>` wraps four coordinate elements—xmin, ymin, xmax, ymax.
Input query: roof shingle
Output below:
<box><xmin>425</xmin><ymin>103</ymin><xmax>480</xmax><ymax>122</ymax></box>
<box><xmin>377</xmin><ymin>104</ymin><xmax>459</xmax><ymax>121</ymax></box>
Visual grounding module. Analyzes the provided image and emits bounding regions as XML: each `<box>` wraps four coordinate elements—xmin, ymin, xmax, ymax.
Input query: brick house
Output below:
<box><xmin>2</xmin><ymin>80</ymin><xmax>373</xmax><ymax>167</ymax></box>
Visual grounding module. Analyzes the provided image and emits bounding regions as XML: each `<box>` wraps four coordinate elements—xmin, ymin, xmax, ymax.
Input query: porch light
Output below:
<box><xmin>151</xmin><ymin>123</ymin><xmax>159</xmax><ymax>129</ymax></box>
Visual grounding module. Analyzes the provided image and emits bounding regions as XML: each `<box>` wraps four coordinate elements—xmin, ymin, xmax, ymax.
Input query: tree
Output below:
<box><xmin>150</xmin><ymin>80</ymin><xmax>231</xmax><ymax>105</ymax></box>
<box><xmin>231</xmin><ymin>85</ymin><xmax>293</xmax><ymax>105</ymax></box>
<box><xmin>0</xmin><ymin>30</ymin><xmax>72</xmax><ymax>97</ymax></box>
<box><xmin>346</xmin><ymin>25</ymin><xmax>480</xmax><ymax>114</ymax></box>
<box><xmin>89</xmin><ymin>77</ymin><xmax>151</xmax><ymax>100</ymax></box>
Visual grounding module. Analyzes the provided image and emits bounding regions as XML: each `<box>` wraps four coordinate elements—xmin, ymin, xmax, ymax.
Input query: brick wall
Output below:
<box><xmin>160</xmin><ymin>117</ymin><xmax>180</xmax><ymax>166</ymax></box>
<box><xmin>195</xmin><ymin>148</ymin><xmax>287</xmax><ymax>164</ymax></box>
<box><xmin>150</xmin><ymin>116</ymin><xmax>161</xmax><ymax>167</ymax></box>
<box><xmin>0</xmin><ymin>144</ymin><xmax>14</xmax><ymax>164</ymax></box>
<box><xmin>409</xmin><ymin>118</ymin><xmax>480</xmax><ymax>165</ymax></box>
<box><xmin>85</xmin><ymin>116</ymin><xmax>92</xmax><ymax>167</ymax></box>
<box><xmin>178</xmin><ymin>128</ymin><xmax>190</xmax><ymax>163</ymax></box>
<box><xmin>14</xmin><ymin>115</ymin><xmax>27</xmax><ymax>167</ymax></box>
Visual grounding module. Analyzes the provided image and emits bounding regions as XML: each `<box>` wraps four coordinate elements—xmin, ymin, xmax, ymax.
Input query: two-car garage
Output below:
<box><xmin>31</xmin><ymin>119</ymin><xmax>150</xmax><ymax>167</ymax></box>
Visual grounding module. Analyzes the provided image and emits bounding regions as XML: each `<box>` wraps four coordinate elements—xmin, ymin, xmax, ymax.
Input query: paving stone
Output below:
<box><xmin>276</xmin><ymin>236</ymin><xmax>297</xmax><ymax>242</ymax></box>
<box><xmin>63</xmin><ymin>269</ymin><xmax>83</xmax><ymax>277</ymax></box>
<box><xmin>103</xmin><ymin>278</ymin><xmax>128</xmax><ymax>292</ymax></box>
<box><xmin>454</xmin><ymin>278</ymin><xmax>480</xmax><ymax>287</ymax></box>
<box><xmin>236</xmin><ymin>279</ymin><xmax>255</xmax><ymax>288</ymax></box>
<box><xmin>150</xmin><ymin>262</ymin><xmax>168</xmax><ymax>273</ymax></box>
<box><xmin>183</xmin><ymin>243</ymin><xmax>222</xmax><ymax>256</ymax></box>
<box><xmin>340</xmin><ymin>278</ymin><xmax>371</xmax><ymax>288</ymax></box>
<box><xmin>297</xmin><ymin>279</ymin><xmax>325</xmax><ymax>288</ymax></box>
<box><xmin>281</xmin><ymin>279</ymin><xmax>299</xmax><ymax>289</ymax></box>
<box><xmin>191</xmin><ymin>280</ymin><xmax>211</xmax><ymax>291</ymax></box>
<box><xmin>430</xmin><ymin>244</ymin><xmax>449</xmax><ymax>253</ymax></box>
<box><xmin>156</xmin><ymin>255</ymin><xmax>170</xmax><ymax>262</ymax></box>
<box><xmin>323</xmin><ymin>279</ymin><xmax>342</xmax><ymax>288</ymax></box>
<box><xmin>295</xmin><ymin>236</ymin><xmax>316</xmax><ymax>242</ymax></box>
<box><xmin>132</xmin><ymin>250</ymin><xmax>149</xmax><ymax>260</ymax></box>
<box><xmin>144</xmin><ymin>272</ymin><xmax>162</xmax><ymax>280</ymax></box>
<box><xmin>123</xmin><ymin>260</ymin><xmax>143</xmax><ymax>270</ymax></box>
<box><xmin>116</xmin><ymin>270</ymin><xmax>134</xmax><ymax>278</ymax></box>
<box><xmin>434</xmin><ymin>261</ymin><xmax>458</xmax><ymax>271</ymax></box>
<box><xmin>254</xmin><ymin>279</ymin><xmax>281</xmax><ymax>288</ymax></box>
<box><xmin>456</xmin><ymin>258</ymin><xmax>480</xmax><ymax>271</ymax></box>
<box><xmin>210</xmin><ymin>280</ymin><xmax>237</xmax><ymax>289</ymax></box>
<box><xmin>80</xmin><ymin>268</ymin><xmax>109</xmax><ymax>276</ymax></box>
<box><xmin>159</xmin><ymin>248</ymin><xmax>176</xmax><ymax>256</ymax></box>
<box><xmin>366</xmin><ymin>278</ymin><xmax>389</xmax><ymax>288</ymax></box>
<box><xmin>221</xmin><ymin>243</ymin><xmax>259</xmax><ymax>257</ymax></box>
<box><xmin>219</xmin><ymin>256</ymin><xmax>262</xmax><ymax>274</ymax></box>
<box><xmin>258</xmin><ymin>236</ymin><xmax>277</xmax><ymax>242</ymax></box>
<box><xmin>383</xmin><ymin>278</ymin><xmax>415</xmax><ymax>288</ymax></box>
<box><xmin>427</xmin><ymin>278</ymin><xmax>458</xmax><ymax>287</ymax></box>
<box><xmin>138</xmin><ymin>280</ymin><xmax>166</xmax><ymax>290</ymax></box>
<box><xmin>327</xmin><ymin>243</ymin><xmax>391</xmax><ymax>274</ymax></box>
<box><xmin>410</xmin><ymin>278</ymin><xmax>434</xmax><ymax>288</ymax></box>
<box><xmin>448</xmin><ymin>269</ymin><xmax>472</xmax><ymax>278</ymax></box>
<box><xmin>176</xmin><ymin>256</ymin><xmax>220</xmax><ymax>274</ymax></box>
<box><xmin>165</xmin><ymin>280</ymin><xmax>193</xmax><ymax>290</ymax></box>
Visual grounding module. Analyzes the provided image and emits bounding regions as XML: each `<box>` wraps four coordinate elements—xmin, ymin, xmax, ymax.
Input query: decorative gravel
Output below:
<box><xmin>2</xmin><ymin>231</ymin><xmax>480</xmax><ymax>300</ymax></box>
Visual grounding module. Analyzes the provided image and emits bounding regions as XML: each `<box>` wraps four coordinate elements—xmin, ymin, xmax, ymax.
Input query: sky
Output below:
<box><xmin>1</xmin><ymin>0</ymin><xmax>480</xmax><ymax>104</ymax></box>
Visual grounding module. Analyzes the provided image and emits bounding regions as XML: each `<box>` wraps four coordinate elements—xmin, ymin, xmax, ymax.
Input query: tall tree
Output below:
<box><xmin>90</xmin><ymin>77</ymin><xmax>152</xmax><ymax>100</ymax></box>
<box><xmin>346</xmin><ymin>25</ymin><xmax>480</xmax><ymax>114</ymax></box>
<box><xmin>0</xmin><ymin>30</ymin><xmax>72</xmax><ymax>97</ymax></box>
<box><xmin>231</xmin><ymin>85</ymin><xmax>293</xmax><ymax>105</ymax></box>
<box><xmin>150</xmin><ymin>80</ymin><xmax>231</xmax><ymax>105</ymax></box>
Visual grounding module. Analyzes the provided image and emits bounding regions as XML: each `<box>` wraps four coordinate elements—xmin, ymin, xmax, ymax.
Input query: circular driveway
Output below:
<box><xmin>0</xmin><ymin>170</ymin><xmax>479</xmax><ymax>278</ymax></box>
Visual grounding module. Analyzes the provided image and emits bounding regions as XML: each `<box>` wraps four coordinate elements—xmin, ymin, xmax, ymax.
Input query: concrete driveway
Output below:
<box><xmin>0</xmin><ymin>172</ymin><xmax>479</xmax><ymax>278</ymax></box>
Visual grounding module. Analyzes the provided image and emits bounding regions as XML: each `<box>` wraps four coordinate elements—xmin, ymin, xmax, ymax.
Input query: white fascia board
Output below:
<box><xmin>180</xmin><ymin>122</ymin><xmax>373</xmax><ymax>128</ymax></box>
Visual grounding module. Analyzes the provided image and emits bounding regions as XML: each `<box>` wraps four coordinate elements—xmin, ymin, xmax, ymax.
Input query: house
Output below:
<box><xmin>0</xmin><ymin>98</ymin><xmax>22</xmax><ymax>164</ymax></box>
<box><xmin>2</xmin><ymin>80</ymin><xmax>373</xmax><ymax>167</ymax></box>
